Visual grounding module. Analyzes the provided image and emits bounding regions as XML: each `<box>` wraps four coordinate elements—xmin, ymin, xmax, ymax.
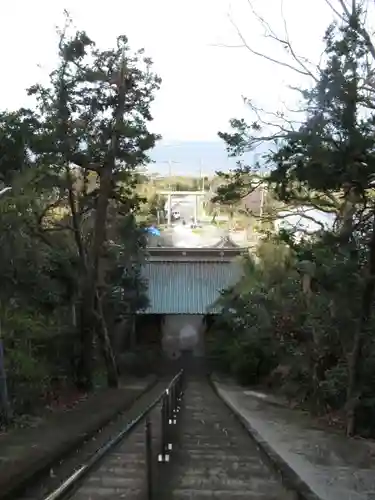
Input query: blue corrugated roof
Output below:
<box><xmin>141</xmin><ymin>261</ymin><xmax>242</xmax><ymax>314</ymax></box>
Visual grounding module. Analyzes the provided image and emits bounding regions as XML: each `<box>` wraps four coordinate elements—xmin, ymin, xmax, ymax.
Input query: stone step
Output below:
<box><xmin>178</xmin><ymin>440</ymin><xmax>253</xmax><ymax>450</ymax></box>
<box><xmin>102</xmin><ymin>456</ymin><xmax>146</xmax><ymax>467</ymax></box>
<box><xmin>170</xmin><ymin>451</ymin><xmax>265</xmax><ymax>462</ymax></box>
<box><xmin>70</xmin><ymin>392</ymin><xmax>164</xmax><ymax>500</ymax></box>
<box><xmin>168</xmin><ymin>489</ymin><xmax>284</xmax><ymax>499</ymax></box>
<box><xmin>90</xmin><ymin>465</ymin><xmax>146</xmax><ymax>477</ymax></box>
<box><xmin>85</xmin><ymin>475</ymin><xmax>145</xmax><ymax>488</ymax></box>
<box><xmin>169</xmin><ymin>462</ymin><xmax>270</xmax><ymax>476</ymax></box>
<box><xmin>167</xmin><ymin>471</ymin><xmax>275</xmax><ymax>490</ymax></box>
<box><xmin>72</xmin><ymin>378</ymin><xmax>291</xmax><ymax>500</ymax></box>
<box><xmin>72</xmin><ymin>486</ymin><xmax>142</xmax><ymax>499</ymax></box>
<box><xmin>180</xmin><ymin>433</ymin><xmax>244</xmax><ymax>441</ymax></box>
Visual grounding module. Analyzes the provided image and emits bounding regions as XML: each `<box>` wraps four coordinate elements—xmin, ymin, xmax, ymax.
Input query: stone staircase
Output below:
<box><xmin>67</xmin><ymin>377</ymin><xmax>292</xmax><ymax>500</ymax></box>
<box><xmin>70</xmin><ymin>383</ymin><xmax>165</xmax><ymax>500</ymax></box>
<box><xmin>159</xmin><ymin>380</ymin><xmax>291</xmax><ymax>499</ymax></box>
<box><xmin>156</xmin><ymin>354</ymin><xmax>207</xmax><ymax>378</ymax></box>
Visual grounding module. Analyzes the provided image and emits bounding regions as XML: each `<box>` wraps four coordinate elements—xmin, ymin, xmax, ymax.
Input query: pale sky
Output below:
<box><xmin>1</xmin><ymin>0</ymin><xmax>336</xmax><ymax>142</ymax></box>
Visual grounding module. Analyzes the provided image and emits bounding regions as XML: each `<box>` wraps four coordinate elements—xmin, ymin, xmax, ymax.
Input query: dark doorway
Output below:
<box><xmin>135</xmin><ymin>314</ymin><xmax>163</xmax><ymax>348</ymax></box>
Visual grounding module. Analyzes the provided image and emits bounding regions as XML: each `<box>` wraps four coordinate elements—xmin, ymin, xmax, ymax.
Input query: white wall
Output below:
<box><xmin>274</xmin><ymin>206</ymin><xmax>335</xmax><ymax>239</ymax></box>
<box><xmin>161</xmin><ymin>315</ymin><xmax>205</xmax><ymax>359</ymax></box>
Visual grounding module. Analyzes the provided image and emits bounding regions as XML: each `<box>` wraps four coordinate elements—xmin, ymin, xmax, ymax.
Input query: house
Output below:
<box><xmin>240</xmin><ymin>186</ymin><xmax>265</xmax><ymax>216</ymax></box>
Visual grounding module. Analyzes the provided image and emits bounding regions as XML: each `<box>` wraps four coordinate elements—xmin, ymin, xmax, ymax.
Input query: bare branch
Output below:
<box><xmin>227</xmin><ymin>14</ymin><xmax>315</xmax><ymax>79</ymax></box>
<box><xmin>246</xmin><ymin>133</ymin><xmax>288</xmax><ymax>148</ymax></box>
<box><xmin>280</xmin><ymin>100</ymin><xmax>307</xmax><ymax>114</ymax></box>
<box><xmin>277</xmin><ymin>0</ymin><xmax>320</xmax><ymax>81</ymax></box>
<box><xmin>244</xmin><ymin>98</ymin><xmax>302</xmax><ymax>132</ymax></box>
<box><xmin>273</xmin><ymin>210</ymin><xmax>329</xmax><ymax>231</ymax></box>
<box><xmin>337</xmin><ymin>0</ymin><xmax>352</xmax><ymax>17</ymax></box>
<box><xmin>325</xmin><ymin>0</ymin><xmax>375</xmax><ymax>61</ymax></box>
<box><xmin>324</xmin><ymin>0</ymin><xmax>347</xmax><ymax>20</ymax></box>
<box><xmin>244</xmin><ymin>0</ymin><xmax>320</xmax><ymax>81</ymax></box>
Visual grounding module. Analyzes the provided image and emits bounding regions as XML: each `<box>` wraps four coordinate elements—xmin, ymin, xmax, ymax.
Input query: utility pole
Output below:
<box><xmin>158</xmin><ymin>160</ymin><xmax>180</xmax><ymax>190</ymax></box>
<box><xmin>199</xmin><ymin>160</ymin><xmax>205</xmax><ymax>191</ymax></box>
<box><xmin>0</xmin><ymin>186</ymin><xmax>12</xmax><ymax>424</ymax></box>
<box><xmin>158</xmin><ymin>161</ymin><xmax>180</xmax><ymax>226</ymax></box>
<box><xmin>198</xmin><ymin>160</ymin><xmax>205</xmax><ymax>222</ymax></box>
<box><xmin>259</xmin><ymin>183</ymin><xmax>265</xmax><ymax>219</ymax></box>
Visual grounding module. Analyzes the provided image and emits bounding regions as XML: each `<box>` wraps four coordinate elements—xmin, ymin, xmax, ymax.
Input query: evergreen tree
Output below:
<box><xmin>216</xmin><ymin>4</ymin><xmax>375</xmax><ymax>434</ymax></box>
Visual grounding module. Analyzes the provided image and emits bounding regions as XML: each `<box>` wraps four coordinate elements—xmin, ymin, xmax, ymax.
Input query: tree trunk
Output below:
<box><xmin>80</xmin><ymin>57</ymin><xmax>127</xmax><ymax>388</ymax></box>
<box><xmin>346</xmin><ymin>209</ymin><xmax>375</xmax><ymax>435</ymax></box>
<box><xmin>95</xmin><ymin>291</ymin><xmax>118</xmax><ymax>388</ymax></box>
<box><xmin>129</xmin><ymin>315</ymin><xmax>136</xmax><ymax>350</ymax></box>
<box><xmin>78</xmin><ymin>160</ymin><xmax>119</xmax><ymax>389</ymax></box>
<box><xmin>76</xmin><ymin>287</ymin><xmax>95</xmax><ymax>391</ymax></box>
<box><xmin>301</xmin><ymin>270</ymin><xmax>322</xmax><ymax>411</ymax></box>
<box><xmin>63</xmin><ymin>168</ymin><xmax>95</xmax><ymax>391</ymax></box>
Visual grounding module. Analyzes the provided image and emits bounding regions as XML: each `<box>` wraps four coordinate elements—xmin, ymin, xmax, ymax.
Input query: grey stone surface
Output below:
<box><xmin>161</xmin><ymin>223</ymin><xmax>225</xmax><ymax>248</ymax></box>
<box><xmin>70</xmin><ymin>395</ymin><xmax>163</xmax><ymax>500</ymax></box>
<box><xmin>160</xmin><ymin>380</ymin><xmax>292</xmax><ymax>499</ymax></box>
<box><xmin>215</xmin><ymin>382</ymin><xmax>375</xmax><ymax>500</ymax></box>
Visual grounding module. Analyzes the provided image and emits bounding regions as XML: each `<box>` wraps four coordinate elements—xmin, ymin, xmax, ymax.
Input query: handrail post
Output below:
<box><xmin>158</xmin><ymin>392</ymin><xmax>169</xmax><ymax>463</ymax></box>
<box><xmin>176</xmin><ymin>374</ymin><xmax>180</xmax><ymax>413</ymax></box>
<box><xmin>157</xmin><ymin>371</ymin><xmax>184</xmax><ymax>465</ymax></box>
<box><xmin>171</xmin><ymin>383</ymin><xmax>175</xmax><ymax>415</ymax></box>
<box><xmin>176</xmin><ymin>370</ymin><xmax>183</xmax><ymax>413</ymax></box>
<box><xmin>145</xmin><ymin>416</ymin><xmax>153</xmax><ymax>500</ymax></box>
<box><xmin>172</xmin><ymin>383</ymin><xmax>177</xmax><ymax>423</ymax></box>
<box><xmin>166</xmin><ymin>388</ymin><xmax>172</xmax><ymax>450</ymax></box>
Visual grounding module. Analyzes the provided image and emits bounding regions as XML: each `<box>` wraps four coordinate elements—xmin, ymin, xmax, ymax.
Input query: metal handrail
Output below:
<box><xmin>145</xmin><ymin>369</ymin><xmax>184</xmax><ymax>499</ymax></box>
<box><xmin>43</xmin><ymin>370</ymin><xmax>184</xmax><ymax>500</ymax></box>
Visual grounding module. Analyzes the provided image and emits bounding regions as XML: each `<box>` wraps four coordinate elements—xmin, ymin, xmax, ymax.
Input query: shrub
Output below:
<box><xmin>118</xmin><ymin>347</ymin><xmax>160</xmax><ymax>377</ymax></box>
<box><xmin>2</xmin><ymin>307</ymin><xmax>77</xmax><ymax>415</ymax></box>
<box><xmin>208</xmin><ymin>234</ymin><xmax>375</xmax><ymax>436</ymax></box>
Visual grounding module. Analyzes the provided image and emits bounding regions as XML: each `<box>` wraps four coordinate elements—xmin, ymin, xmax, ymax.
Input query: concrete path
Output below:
<box><xmin>215</xmin><ymin>381</ymin><xmax>375</xmax><ymax>500</ymax></box>
<box><xmin>166</xmin><ymin>223</ymin><xmax>225</xmax><ymax>248</ymax></box>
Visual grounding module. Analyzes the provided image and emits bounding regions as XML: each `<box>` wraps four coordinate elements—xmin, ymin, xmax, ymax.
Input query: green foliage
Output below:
<box><xmin>1</xmin><ymin>304</ymin><xmax>77</xmax><ymax>413</ymax></box>
<box><xmin>216</xmin><ymin>11</ymin><xmax>375</xmax><ymax>210</ymax></box>
<box><xmin>118</xmin><ymin>347</ymin><xmax>160</xmax><ymax>377</ymax></box>
<box><xmin>106</xmin><ymin>216</ymin><xmax>149</xmax><ymax>319</ymax></box>
<box><xmin>213</xmin><ymin>4</ymin><xmax>375</xmax><ymax>436</ymax></box>
<box><xmin>0</xmin><ymin>13</ymin><xmax>160</xmax><ymax>417</ymax></box>
<box><xmin>208</xmin><ymin>284</ymin><xmax>279</xmax><ymax>385</ymax></box>
<box><xmin>209</xmin><ymin>231</ymin><xmax>375</xmax><ymax>434</ymax></box>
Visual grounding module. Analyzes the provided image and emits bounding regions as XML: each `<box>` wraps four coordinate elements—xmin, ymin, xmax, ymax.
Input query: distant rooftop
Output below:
<box><xmin>241</xmin><ymin>187</ymin><xmax>264</xmax><ymax>216</ymax></box>
<box><xmin>212</xmin><ymin>235</ymin><xmax>239</xmax><ymax>249</ymax></box>
<box><xmin>141</xmin><ymin>260</ymin><xmax>243</xmax><ymax>314</ymax></box>
<box><xmin>146</xmin><ymin>246</ymin><xmax>246</xmax><ymax>261</ymax></box>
